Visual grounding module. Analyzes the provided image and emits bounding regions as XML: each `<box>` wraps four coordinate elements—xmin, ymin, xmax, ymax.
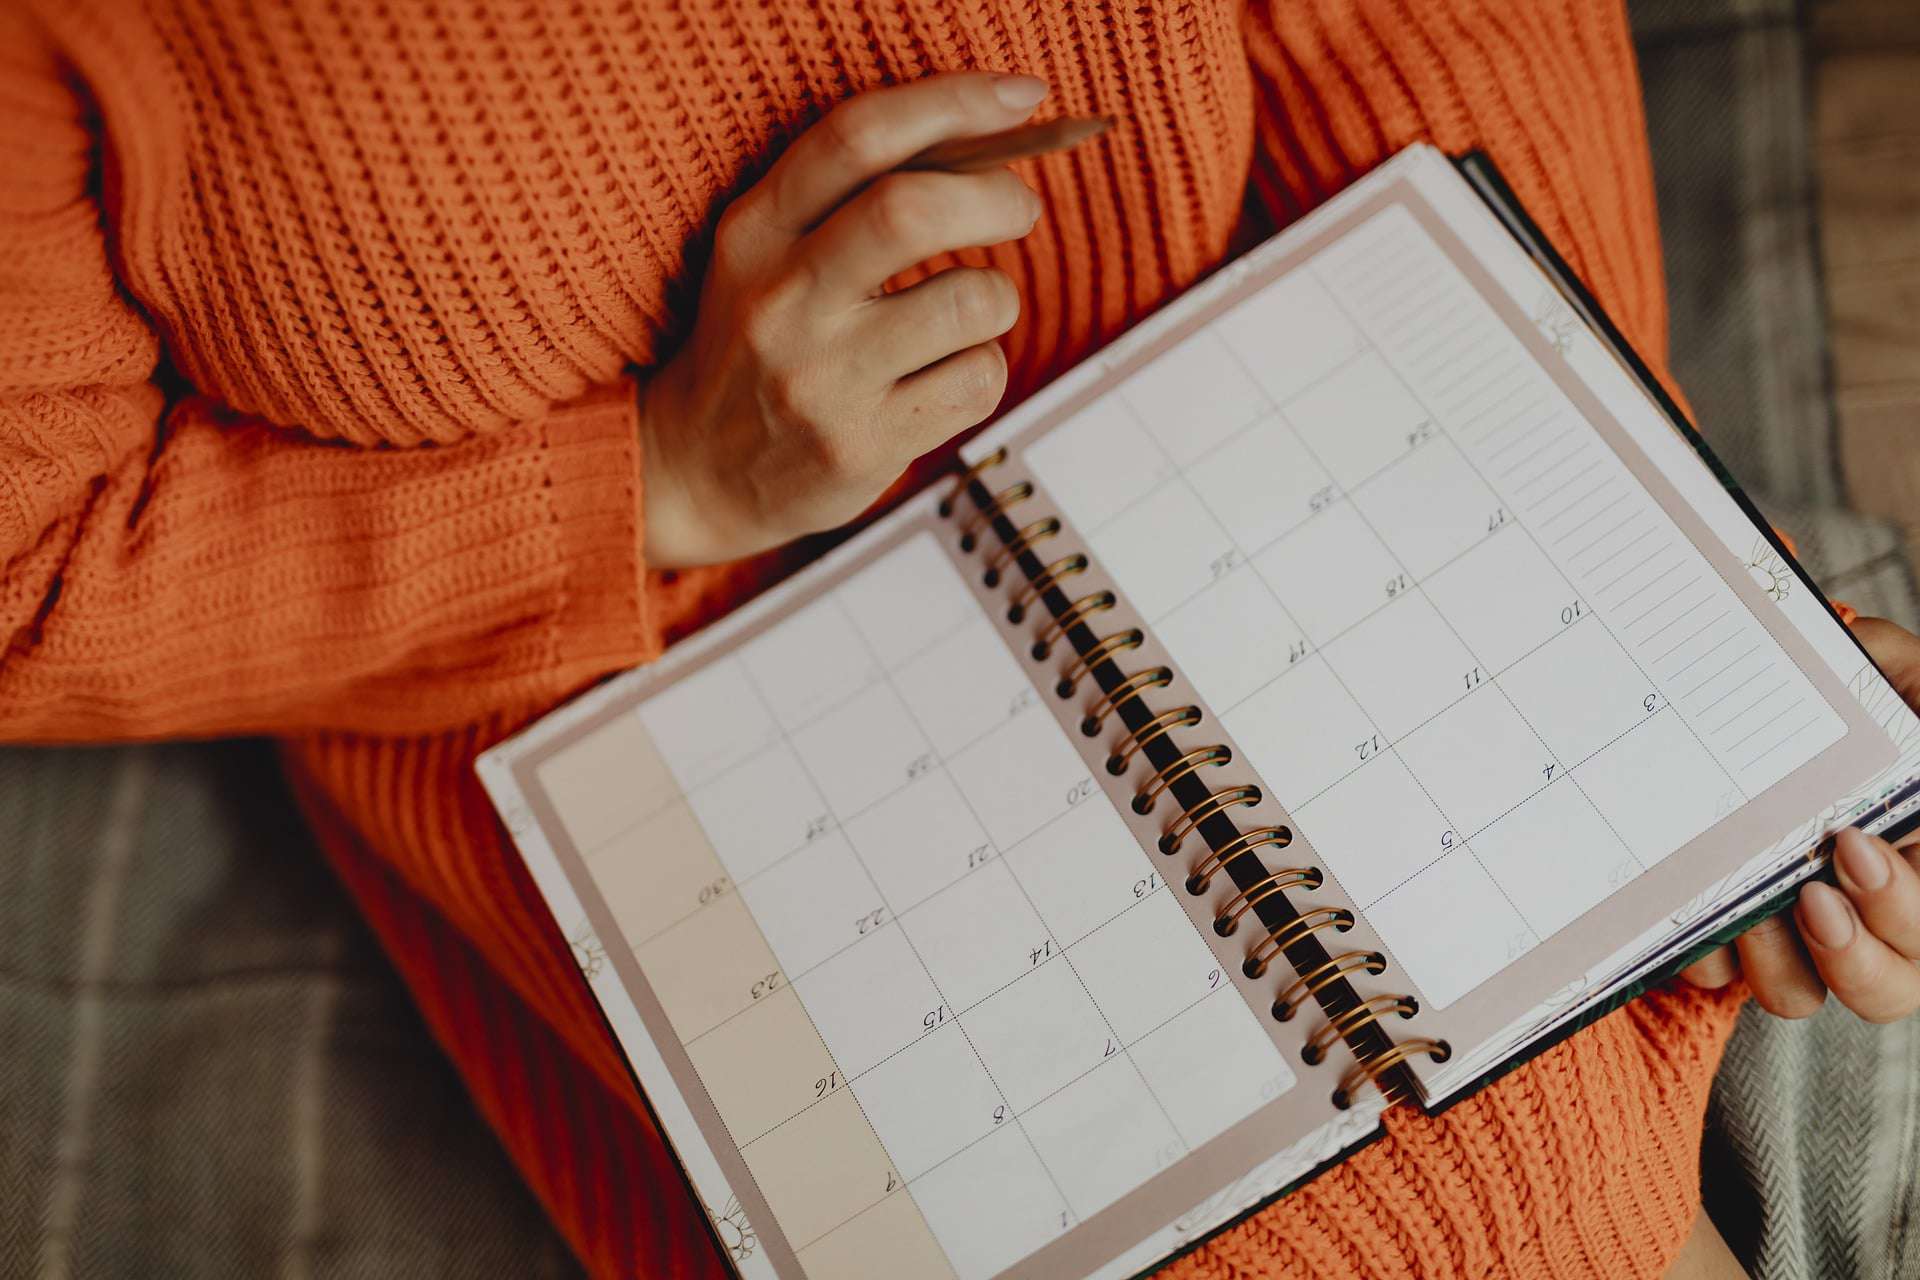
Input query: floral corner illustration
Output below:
<box><xmin>1745</xmin><ymin>538</ymin><xmax>1792</xmax><ymax>604</ymax></box>
<box><xmin>703</xmin><ymin>1194</ymin><xmax>758</xmax><ymax>1264</ymax></box>
<box><xmin>567</xmin><ymin>921</ymin><xmax>608</xmax><ymax>981</ymax></box>
<box><xmin>1530</xmin><ymin>286</ymin><xmax>1580</xmax><ymax>357</ymax></box>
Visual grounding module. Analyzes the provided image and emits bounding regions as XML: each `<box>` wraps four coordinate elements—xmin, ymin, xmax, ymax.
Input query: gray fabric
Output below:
<box><xmin>3</xmin><ymin>5</ymin><xmax>1917</xmax><ymax>1278</ymax></box>
<box><xmin>0</xmin><ymin>743</ymin><xmax>582</xmax><ymax>1279</ymax></box>
<box><xmin>1631</xmin><ymin>2</ymin><xmax>1920</xmax><ymax>1278</ymax></box>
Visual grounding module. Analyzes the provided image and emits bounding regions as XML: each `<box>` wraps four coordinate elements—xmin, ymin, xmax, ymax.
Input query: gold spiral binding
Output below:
<box><xmin>1079</xmin><ymin>665</ymin><xmax>1170</xmax><ymax>732</ymax></box>
<box><xmin>1032</xmin><ymin>591</ymin><xmax>1117</xmax><ymax>658</ymax></box>
<box><xmin>1242</xmin><ymin>905</ymin><xmax>1352</xmax><ymax>978</ymax></box>
<box><xmin>1272</xmin><ymin>950</ymin><xmax>1386</xmax><ymax>1022</ymax></box>
<box><xmin>940</xmin><ymin>446</ymin><xmax>1009</xmax><ymax>517</ymax></box>
<box><xmin>959</xmin><ymin>481</ymin><xmax>1034</xmax><ymax>550</ymax></box>
<box><xmin>1106</xmin><ymin>706</ymin><xmax>1202</xmax><ymax>775</ymax></box>
<box><xmin>1333</xmin><ymin>1039</ymin><xmax>1452</xmax><ymax>1110</ymax></box>
<box><xmin>1009</xmin><ymin>554</ymin><xmax>1089</xmax><ymax>623</ymax></box>
<box><xmin>945</xmin><ymin>452</ymin><xmax>1430</xmax><ymax>1106</ymax></box>
<box><xmin>1212</xmin><ymin>867</ymin><xmax>1322</xmax><ymax>936</ymax></box>
<box><xmin>982</xmin><ymin>517</ymin><xmax>1061</xmax><ymax>586</ymax></box>
<box><xmin>1302</xmin><ymin>995</ymin><xmax>1418</xmax><ymax>1065</ymax></box>
<box><xmin>1185</xmin><ymin>826</ymin><xmax>1293</xmax><ymax>894</ymax></box>
<box><xmin>1159</xmin><ymin>785</ymin><xmax>1262</xmax><ymax>855</ymax></box>
<box><xmin>1133</xmin><ymin>745</ymin><xmax>1232</xmax><ymax>814</ymax></box>
<box><xmin>1058</xmin><ymin>633</ymin><xmax>1147</xmax><ymax>699</ymax></box>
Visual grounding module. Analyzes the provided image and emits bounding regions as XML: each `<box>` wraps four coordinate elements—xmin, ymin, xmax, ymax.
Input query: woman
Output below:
<box><xmin>6</xmin><ymin>2</ymin><xmax>1917</xmax><ymax>1275</ymax></box>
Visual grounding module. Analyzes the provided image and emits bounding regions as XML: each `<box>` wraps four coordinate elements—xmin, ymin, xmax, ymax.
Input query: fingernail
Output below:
<box><xmin>1835</xmin><ymin>827</ymin><xmax>1890</xmax><ymax>891</ymax></box>
<box><xmin>1801</xmin><ymin>882</ymin><xmax>1856</xmax><ymax>949</ymax></box>
<box><xmin>993</xmin><ymin>74</ymin><xmax>1049</xmax><ymax>110</ymax></box>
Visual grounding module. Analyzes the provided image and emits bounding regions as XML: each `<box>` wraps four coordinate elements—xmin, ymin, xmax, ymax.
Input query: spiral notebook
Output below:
<box><xmin>477</xmin><ymin>144</ymin><xmax>1920</xmax><ymax>1280</ymax></box>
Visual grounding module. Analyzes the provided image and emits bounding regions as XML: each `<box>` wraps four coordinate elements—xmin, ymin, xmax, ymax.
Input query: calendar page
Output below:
<box><xmin>479</xmin><ymin>503</ymin><xmax>1397</xmax><ymax>1280</ymax></box>
<box><xmin>970</xmin><ymin>143</ymin><xmax>1900</xmax><ymax>1088</ymax></box>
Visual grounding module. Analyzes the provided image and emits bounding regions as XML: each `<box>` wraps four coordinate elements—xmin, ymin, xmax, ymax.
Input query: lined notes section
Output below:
<box><xmin>533</xmin><ymin>530</ymin><xmax>1296</xmax><ymax>1280</ymax></box>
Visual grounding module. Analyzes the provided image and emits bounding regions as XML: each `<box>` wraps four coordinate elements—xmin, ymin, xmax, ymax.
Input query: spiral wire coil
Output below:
<box><xmin>946</xmin><ymin>452</ymin><xmax>1449</xmax><ymax>1107</ymax></box>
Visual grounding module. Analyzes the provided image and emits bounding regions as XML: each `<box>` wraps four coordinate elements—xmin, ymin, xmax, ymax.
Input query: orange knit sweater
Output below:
<box><xmin>2</xmin><ymin>1</ymin><xmax>1743</xmax><ymax>1276</ymax></box>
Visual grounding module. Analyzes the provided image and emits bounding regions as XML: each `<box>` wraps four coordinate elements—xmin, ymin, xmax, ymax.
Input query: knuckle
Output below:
<box><xmin>951</xmin><ymin>344</ymin><xmax>1008</xmax><ymax>416</ymax></box>
<box><xmin>868</xmin><ymin>173</ymin><xmax>941</xmax><ymax>243</ymax></box>
<box><xmin>952</xmin><ymin>270</ymin><xmax>1014</xmax><ymax>333</ymax></box>
<box><xmin>822</xmin><ymin>102</ymin><xmax>889</xmax><ymax>172</ymax></box>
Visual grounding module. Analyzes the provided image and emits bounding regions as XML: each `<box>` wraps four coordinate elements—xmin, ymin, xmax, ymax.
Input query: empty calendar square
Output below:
<box><xmin>739</xmin><ymin>596</ymin><xmax>881</xmax><ymax>731</ymax></box>
<box><xmin>902</xmin><ymin>861</ymin><xmax>1052</xmax><ymax>1013</ymax></box>
<box><xmin>1069</xmin><ymin>890</ymin><xmax>1220</xmax><ymax>1046</ymax></box>
<box><xmin>842</xmin><ymin>771</ymin><xmax>991</xmax><ymax>913</ymax></box>
<box><xmin>1155</xmin><ymin>565</ymin><xmax>1302</xmax><ymax>712</ymax></box>
<box><xmin>1185</xmin><ymin>411</ymin><xmax>1336</xmax><ymax>556</ymax></box>
<box><xmin>1320</xmin><ymin>593</ymin><xmax>1477</xmax><ymax>741</ymax></box>
<box><xmin>1351</xmin><ymin>437</ymin><xmax>1501</xmax><ymax>581</ymax></box>
<box><xmin>894</xmin><ymin>615</ymin><xmax>1032</xmax><ymax>759</ymax></box>
<box><xmin>838</xmin><ymin>532</ymin><xmax>979</xmax><ymax>672</ymax></box>
<box><xmin>1501</xmin><ymin>619</ymin><xmax>1653</xmax><ymax>766</ymax></box>
<box><xmin>535</xmin><ymin>709</ymin><xmax>679</xmax><ymax>852</ymax></box>
<box><xmin>1424</xmin><ymin>527</ymin><xmax>1575</xmax><ymax>674</ymax></box>
<box><xmin>792</xmin><ymin>921</ymin><xmax>942</xmax><ymax>1078</ymax></box>
<box><xmin>638</xmin><ymin>657</ymin><xmax>779</xmax><ymax>792</ymax></box>
<box><xmin>910</xmin><ymin>1122</ymin><xmax>1067</xmax><ymax>1280</ymax></box>
<box><xmin>1021</xmin><ymin>1058</ymin><xmax>1184</xmax><ymax>1220</ymax></box>
<box><xmin>948</xmin><ymin>702</ymin><xmax>1095</xmax><ymax>851</ymax></box>
<box><xmin>1283</xmin><ymin>351</ymin><xmax>1431</xmax><ymax>490</ymax></box>
<box><xmin>1086</xmin><ymin>480</ymin><xmax>1238</xmax><ymax>623</ymax></box>
<box><xmin>1214</xmin><ymin>267</ymin><xmax>1364</xmax><ymax>406</ymax></box>
<box><xmin>587</xmin><ymin>799</ymin><xmax>728</xmax><ymax>948</ymax></box>
<box><xmin>1472</xmin><ymin>779</ymin><xmax>1637</xmax><ymax>938</ymax></box>
<box><xmin>1222</xmin><ymin>654</ymin><xmax>1378</xmax><ymax>811</ymax></box>
<box><xmin>1252</xmin><ymin>502</ymin><xmax>1402</xmax><ymax>645</ymax></box>
<box><xmin>686</xmin><ymin>742</ymin><xmax>828</xmax><ymax>882</ymax></box>
<box><xmin>1367</xmin><ymin>847</ymin><xmax>1536</xmax><ymax>1010</ymax></box>
<box><xmin>1293</xmin><ymin>753</ymin><xmax>1453</xmax><ymax>909</ymax></box>
<box><xmin>739</xmin><ymin>830</ymin><xmax>887</xmax><ymax>977</ymax></box>
<box><xmin>1396</xmin><ymin>687</ymin><xmax>1554</xmax><ymax>840</ymax></box>
<box><xmin>1130</xmin><ymin>988</ymin><xmax>1295</xmax><ymax>1148</ymax></box>
<box><xmin>1120</xmin><ymin>329</ymin><xmax>1267</xmax><ymax>467</ymax></box>
<box><xmin>1022</xmin><ymin>392</ymin><xmax>1175</xmax><ymax>534</ymax></box>
<box><xmin>790</xmin><ymin>683</ymin><xmax>932</xmax><ymax>819</ymax></box>
<box><xmin>850</xmin><ymin>1022</ymin><xmax>1006</xmax><ymax>1182</ymax></box>
<box><xmin>1572</xmin><ymin>709</ymin><xmax>1733</xmax><ymax>868</ymax></box>
<box><xmin>962</xmin><ymin>957</ymin><xmax>1113</xmax><ymax>1112</ymax></box>
<box><xmin>1003</xmin><ymin>798</ymin><xmax>1157</xmax><ymax>947</ymax></box>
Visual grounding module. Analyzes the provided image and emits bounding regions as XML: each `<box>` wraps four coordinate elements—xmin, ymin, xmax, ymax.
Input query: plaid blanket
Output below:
<box><xmin>3</xmin><ymin>2</ymin><xmax>1915</xmax><ymax>1277</ymax></box>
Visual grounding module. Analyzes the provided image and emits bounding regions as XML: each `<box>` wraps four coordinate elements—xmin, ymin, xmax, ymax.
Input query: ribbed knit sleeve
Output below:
<box><xmin>0</xmin><ymin>18</ymin><xmax>659</xmax><ymax>740</ymax></box>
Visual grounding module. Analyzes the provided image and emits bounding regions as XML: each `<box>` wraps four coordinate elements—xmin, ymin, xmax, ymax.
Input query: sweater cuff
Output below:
<box><xmin>540</xmin><ymin>377</ymin><xmax>663</xmax><ymax>683</ymax></box>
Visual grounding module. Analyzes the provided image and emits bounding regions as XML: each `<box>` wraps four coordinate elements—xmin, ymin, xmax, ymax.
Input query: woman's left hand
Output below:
<box><xmin>1683</xmin><ymin>618</ymin><xmax>1920</xmax><ymax>1023</ymax></box>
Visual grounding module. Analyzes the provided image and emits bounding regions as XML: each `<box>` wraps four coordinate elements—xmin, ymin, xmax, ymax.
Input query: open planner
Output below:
<box><xmin>478</xmin><ymin>144</ymin><xmax>1920</xmax><ymax>1280</ymax></box>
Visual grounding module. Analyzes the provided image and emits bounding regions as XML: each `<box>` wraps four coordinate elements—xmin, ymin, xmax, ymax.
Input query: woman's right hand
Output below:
<box><xmin>638</xmin><ymin>71</ymin><xmax>1051</xmax><ymax>569</ymax></box>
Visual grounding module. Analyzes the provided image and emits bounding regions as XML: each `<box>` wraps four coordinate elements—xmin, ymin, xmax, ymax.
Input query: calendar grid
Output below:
<box><xmin>1185</xmin><ymin>331</ymin><xmax>1547</xmax><ymax>943</ymax></box>
<box><xmin>821</xmin><ymin>592</ymin><xmax>1196</xmax><ymax>1229</ymax></box>
<box><xmin>1305</xmin><ymin>229</ymin><xmax>1752</xmax><ymax>812</ymax></box>
<box><xmin>723</xmin><ymin>650</ymin><xmax>1079</xmax><ymax>1244</ymax></box>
